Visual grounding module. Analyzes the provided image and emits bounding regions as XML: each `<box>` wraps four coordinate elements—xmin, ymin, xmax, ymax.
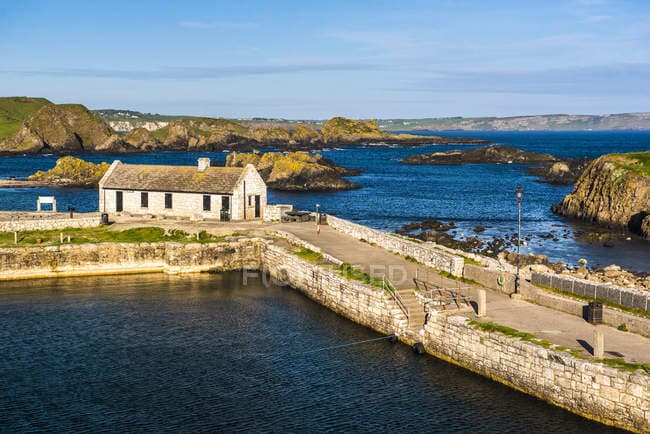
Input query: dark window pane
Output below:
<box><xmin>165</xmin><ymin>193</ymin><xmax>172</xmax><ymax>209</ymax></box>
<box><xmin>221</xmin><ymin>196</ymin><xmax>230</xmax><ymax>211</ymax></box>
<box><xmin>203</xmin><ymin>195</ymin><xmax>211</xmax><ymax>211</ymax></box>
<box><xmin>141</xmin><ymin>192</ymin><xmax>148</xmax><ymax>208</ymax></box>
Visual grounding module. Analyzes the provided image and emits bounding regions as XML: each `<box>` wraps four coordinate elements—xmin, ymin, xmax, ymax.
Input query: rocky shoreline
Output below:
<box><xmin>396</xmin><ymin>217</ymin><xmax>650</xmax><ymax>291</ymax></box>
<box><xmin>552</xmin><ymin>152</ymin><xmax>650</xmax><ymax>239</ymax></box>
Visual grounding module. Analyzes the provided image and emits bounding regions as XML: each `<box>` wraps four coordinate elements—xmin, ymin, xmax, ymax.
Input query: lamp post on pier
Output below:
<box><xmin>316</xmin><ymin>204</ymin><xmax>321</xmax><ymax>235</ymax></box>
<box><xmin>514</xmin><ymin>185</ymin><xmax>523</xmax><ymax>294</ymax></box>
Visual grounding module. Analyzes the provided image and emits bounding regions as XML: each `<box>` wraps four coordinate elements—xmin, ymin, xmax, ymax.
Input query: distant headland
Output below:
<box><xmin>0</xmin><ymin>97</ymin><xmax>487</xmax><ymax>155</ymax></box>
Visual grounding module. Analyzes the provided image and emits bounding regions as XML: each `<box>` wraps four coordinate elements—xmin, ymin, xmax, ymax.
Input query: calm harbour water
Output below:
<box><xmin>0</xmin><ymin>272</ymin><xmax>625</xmax><ymax>432</ymax></box>
<box><xmin>0</xmin><ymin>130</ymin><xmax>648</xmax><ymax>270</ymax></box>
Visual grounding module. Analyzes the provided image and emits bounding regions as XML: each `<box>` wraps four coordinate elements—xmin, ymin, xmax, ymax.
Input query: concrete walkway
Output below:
<box><xmin>275</xmin><ymin>222</ymin><xmax>650</xmax><ymax>364</ymax></box>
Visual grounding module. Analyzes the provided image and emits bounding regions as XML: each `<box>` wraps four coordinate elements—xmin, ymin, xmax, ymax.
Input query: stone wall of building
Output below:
<box><xmin>532</xmin><ymin>272</ymin><xmax>650</xmax><ymax>312</ymax></box>
<box><xmin>327</xmin><ymin>215</ymin><xmax>464</xmax><ymax>276</ymax></box>
<box><xmin>0</xmin><ymin>239</ymin><xmax>262</xmax><ymax>280</ymax></box>
<box><xmin>231</xmin><ymin>165</ymin><xmax>267</xmax><ymax>221</ymax></box>
<box><xmin>423</xmin><ymin>313</ymin><xmax>650</xmax><ymax>432</ymax></box>
<box><xmin>0</xmin><ymin>215</ymin><xmax>101</xmax><ymax>232</ymax></box>
<box><xmin>263</xmin><ymin>204</ymin><xmax>293</xmax><ymax>222</ymax></box>
<box><xmin>261</xmin><ymin>243</ymin><xmax>407</xmax><ymax>335</ymax></box>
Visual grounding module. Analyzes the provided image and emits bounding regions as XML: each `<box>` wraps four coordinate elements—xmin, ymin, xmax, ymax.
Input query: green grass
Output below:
<box><xmin>463</xmin><ymin>256</ymin><xmax>481</xmax><ymax>266</ymax></box>
<box><xmin>150</xmin><ymin>126</ymin><xmax>169</xmax><ymax>140</ymax></box>
<box><xmin>468</xmin><ymin>321</ymin><xmax>553</xmax><ymax>348</ymax></box>
<box><xmin>0</xmin><ymin>226</ymin><xmax>230</xmax><ymax>247</ymax></box>
<box><xmin>338</xmin><ymin>262</ymin><xmax>392</xmax><ymax>290</ymax></box>
<box><xmin>0</xmin><ymin>97</ymin><xmax>53</xmax><ymax>138</ymax></box>
<box><xmin>612</xmin><ymin>151</ymin><xmax>650</xmax><ymax>176</ymax></box>
<box><xmin>596</xmin><ymin>358</ymin><xmax>650</xmax><ymax>374</ymax></box>
<box><xmin>291</xmin><ymin>247</ymin><xmax>324</xmax><ymax>263</ymax></box>
<box><xmin>438</xmin><ymin>270</ymin><xmax>480</xmax><ymax>286</ymax></box>
<box><xmin>533</xmin><ymin>283</ymin><xmax>650</xmax><ymax>319</ymax></box>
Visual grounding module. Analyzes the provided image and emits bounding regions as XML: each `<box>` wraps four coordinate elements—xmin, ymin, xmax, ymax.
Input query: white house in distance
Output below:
<box><xmin>98</xmin><ymin>158</ymin><xmax>267</xmax><ymax>221</ymax></box>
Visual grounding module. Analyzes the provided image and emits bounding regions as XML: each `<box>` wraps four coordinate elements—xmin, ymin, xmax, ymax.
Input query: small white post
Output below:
<box><xmin>593</xmin><ymin>327</ymin><xmax>604</xmax><ymax>359</ymax></box>
<box><xmin>196</xmin><ymin>232</ymin><xmax>200</xmax><ymax>241</ymax></box>
<box><xmin>67</xmin><ymin>235</ymin><xmax>71</xmax><ymax>243</ymax></box>
<box><xmin>477</xmin><ymin>289</ymin><xmax>487</xmax><ymax>317</ymax></box>
<box><xmin>14</xmin><ymin>231</ymin><xmax>18</xmax><ymax>244</ymax></box>
<box><xmin>60</xmin><ymin>232</ymin><xmax>63</xmax><ymax>243</ymax></box>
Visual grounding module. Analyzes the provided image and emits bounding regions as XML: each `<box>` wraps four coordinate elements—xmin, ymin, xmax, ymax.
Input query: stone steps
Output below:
<box><xmin>395</xmin><ymin>288</ymin><xmax>426</xmax><ymax>330</ymax></box>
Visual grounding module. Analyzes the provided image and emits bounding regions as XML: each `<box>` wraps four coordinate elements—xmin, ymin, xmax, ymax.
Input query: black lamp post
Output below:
<box><xmin>515</xmin><ymin>185</ymin><xmax>523</xmax><ymax>294</ymax></box>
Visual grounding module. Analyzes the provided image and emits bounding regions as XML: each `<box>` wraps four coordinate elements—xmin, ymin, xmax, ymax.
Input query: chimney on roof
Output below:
<box><xmin>197</xmin><ymin>158</ymin><xmax>211</xmax><ymax>172</ymax></box>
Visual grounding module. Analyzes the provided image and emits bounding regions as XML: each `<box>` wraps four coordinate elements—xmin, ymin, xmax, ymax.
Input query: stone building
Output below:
<box><xmin>98</xmin><ymin>158</ymin><xmax>266</xmax><ymax>221</ymax></box>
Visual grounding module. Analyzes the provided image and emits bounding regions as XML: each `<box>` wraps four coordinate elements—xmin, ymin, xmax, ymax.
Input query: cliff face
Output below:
<box><xmin>225</xmin><ymin>151</ymin><xmax>360</xmax><ymax>191</ymax></box>
<box><xmin>552</xmin><ymin>152</ymin><xmax>650</xmax><ymax>238</ymax></box>
<box><xmin>1</xmin><ymin>104</ymin><xmax>122</xmax><ymax>153</ymax></box>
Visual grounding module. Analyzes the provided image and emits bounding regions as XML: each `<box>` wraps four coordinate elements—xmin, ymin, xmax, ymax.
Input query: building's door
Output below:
<box><xmin>254</xmin><ymin>195</ymin><xmax>261</xmax><ymax>218</ymax></box>
<box><xmin>116</xmin><ymin>191</ymin><xmax>123</xmax><ymax>212</ymax></box>
<box><xmin>221</xmin><ymin>196</ymin><xmax>230</xmax><ymax>221</ymax></box>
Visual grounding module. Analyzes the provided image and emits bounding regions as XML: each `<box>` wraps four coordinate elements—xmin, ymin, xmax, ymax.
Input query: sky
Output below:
<box><xmin>1</xmin><ymin>0</ymin><xmax>649</xmax><ymax>118</ymax></box>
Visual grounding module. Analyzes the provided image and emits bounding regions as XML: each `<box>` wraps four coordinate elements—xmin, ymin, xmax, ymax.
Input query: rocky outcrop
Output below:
<box><xmin>402</xmin><ymin>145</ymin><xmax>557</xmax><ymax>165</ymax></box>
<box><xmin>225</xmin><ymin>151</ymin><xmax>360</xmax><ymax>191</ymax></box>
<box><xmin>552</xmin><ymin>152</ymin><xmax>650</xmax><ymax>239</ymax></box>
<box><xmin>28</xmin><ymin>156</ymin><xmax>110</xmax><ymax>188</ymax></box>
<box><xmin>0</xmin><ymin>103</ymin><xmax>123</xmax><ymax>154</ymax></box>
<box><xmin>120</xmin><ymin>127</ymin><xmax>161</xmax><ymax>151</ymax></box>
<box><xmin>525</xmin><ymin>158</ymin><xmax>592</xmax><ymax>185</ymax></box>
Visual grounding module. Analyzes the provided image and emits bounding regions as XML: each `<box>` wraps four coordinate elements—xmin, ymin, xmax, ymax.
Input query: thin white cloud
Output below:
<box><xmin>0</xmin><ymin>62</ymin><xmax>379</xmax><ymax>80</ymax></box>
<box><xmin>581</xmin><ymin>14</ymin><xmax>612</xmax><ymax>23</ymax></box>
<box><xmin>178</xmin><ymin>20</ymin><xmax>258</xmax><ymax>30</ymax></box>
<box><xmin>179</xmin><ymin>21</ymin><xmax>214</xmax><ymax>29</ymax></box>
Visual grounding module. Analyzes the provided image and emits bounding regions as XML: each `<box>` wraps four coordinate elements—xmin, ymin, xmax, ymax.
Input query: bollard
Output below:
<box><xmin>67</xmin><ymin>235</ymin><xmax>71</xmax><ymax>243</ymax></box>
<box><xmin>196</xmin><ymin>232</ymin><xmax>200</xmax><ymax>241</ymax></box>
<box><xmin>14</xmin><ymin>231</ymin><xmax>18</xmax><ymax>244</ymax></box>
<box><xmin>593</xmin><ymin>327</ymin><xmax>604</xmax><ymax>359</ymax></box>
<box><xmin>60</xmin><ymin>233</ymin><xmax>64</xmax><ymax>243</ymax></box>
<box><xmin>477</xmin><ymin>289</ymin><xmax>487</xmax><ymax>317</ymax></box>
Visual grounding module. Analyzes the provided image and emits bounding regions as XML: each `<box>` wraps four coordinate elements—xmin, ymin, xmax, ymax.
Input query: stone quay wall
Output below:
<box><xmin>423</xmin><ymin>313</ymin><xmax>650</xmax><ymax>433</ymax></box>
<box><xmin>0</xmin><ymin>215</ymin><xmax>101</xmax><ymax>232</ymax></box>
<box><xmin>0</xmin><ymin>239</ymin><xmax>263</xmax><ymax>280</ymax></box>
<box><xmin>261</xmin><ymin>243</ymin><xmax>407</xmax><ymax>335</ymax></box>
<box><xmin>327</xmin><ymin>215</ymin><xmax>464</xmax><ymax>277</ymax></box>
<box><xmin>1</xmin><ymin>235</ymin><xmax>648</xmax><ymax>431</ymax></box>
<box><xmin>532</xmin><ymin>272</ymin><xmax>650</xmax><ymax>312</ymax></box>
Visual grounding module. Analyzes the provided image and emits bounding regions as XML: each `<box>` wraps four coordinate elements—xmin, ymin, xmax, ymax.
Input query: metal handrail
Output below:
<box><xmin>383</xmin><ymin>276</ymin><xmax>410</xmax><ymax>322</ymax></box>
<box><xmin>413</xmin><ymin>277</ymin><xmax>470</xmax><ymax>310</ymax></box>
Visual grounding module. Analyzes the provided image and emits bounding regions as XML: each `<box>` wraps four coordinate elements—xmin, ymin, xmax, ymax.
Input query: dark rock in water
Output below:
<box><xmin>473</xmin><ymin>226</ymin><xmax>486</xmax><ymax>233</ymax></box>
<box><xmin>401</xmin><ymin>145</ymin><xmax>557</xmax><ymax>165</ymax></box>
<box><xmin>525</xmin><ymin>158</ymin><xmax>592</xmax><ymax>185</ymax></box>
<box><xmin>398</xmin><ymin>218</ymin><xmax>455</xmax><ymax>234</ymax></box>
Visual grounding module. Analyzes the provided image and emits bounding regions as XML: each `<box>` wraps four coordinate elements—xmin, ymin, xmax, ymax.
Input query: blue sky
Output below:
<box><xmin>1</xmin><ymin>0</ymin><xmax>649</xmax><ymax>118</ymax></box>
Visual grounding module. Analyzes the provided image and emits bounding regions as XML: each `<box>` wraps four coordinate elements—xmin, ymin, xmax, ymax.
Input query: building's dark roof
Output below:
<box><xmin>101</xmin><ymin>163</ymin><xmax>245</xmax><ymax>194</ymax></box>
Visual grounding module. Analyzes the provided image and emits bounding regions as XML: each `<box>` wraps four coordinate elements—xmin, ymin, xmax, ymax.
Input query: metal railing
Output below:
<box><xmin>413</xmin><ymin>278</ymin><xmax>470</xmax><ymax>311</ymax></box>
<box><xmin>383</xmin><ymin>276</ymin><xmax>410</xmax><ymax>322</ymax></box>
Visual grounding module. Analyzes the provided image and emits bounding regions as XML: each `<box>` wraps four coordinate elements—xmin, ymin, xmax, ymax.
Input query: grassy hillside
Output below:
<box><xmin>0</xmin><ymin>97</ymin><xmax>53</xmax><ymax>138</ymax></box>
<box><xmin>612</xmin><ymin>151</ymin><xmax>650</xmax><ymax>177</ymax></box>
